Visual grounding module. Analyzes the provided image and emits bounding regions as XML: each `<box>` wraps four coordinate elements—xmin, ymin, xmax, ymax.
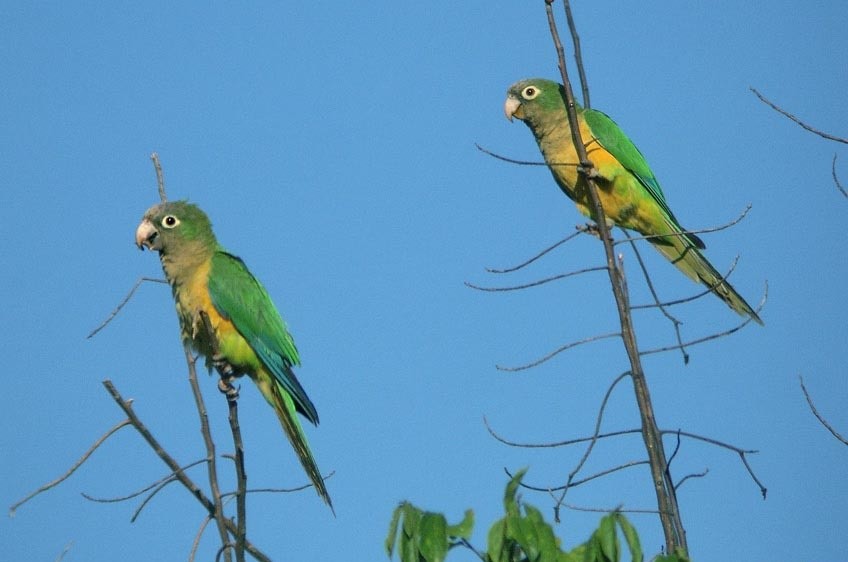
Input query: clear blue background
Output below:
<box><xmin>2</xmin><ymin>2</ymin><xmax>846</xmax><ymax>560</ymax></box>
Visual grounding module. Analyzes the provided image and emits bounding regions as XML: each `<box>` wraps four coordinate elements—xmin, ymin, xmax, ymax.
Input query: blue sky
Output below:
<box><xmin>2</xmin><ymin>1</ymin><xmax>846</xmax><ymax>560</ymax></box>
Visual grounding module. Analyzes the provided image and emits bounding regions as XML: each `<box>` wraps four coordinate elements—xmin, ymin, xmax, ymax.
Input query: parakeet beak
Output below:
<box><xmin>504</xmin><ymin>95</ymin><xmax>522</xmax><ymax>122</ymax></box>
<box><xmin>135</xmin><ymin>219</ymin><xmax>159</xmax><ymax>251</ymax></box>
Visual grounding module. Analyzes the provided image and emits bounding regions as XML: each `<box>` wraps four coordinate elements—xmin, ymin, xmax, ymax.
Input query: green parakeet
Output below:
<box><xmin>504</xmin><ymin>78</ymin><xmax>762</xmax><ymax>324</ymax></box>
<box><xmin>135</xmin><ymin>200</ymin><xmax>333</xmax><ymax>509</ymax></box>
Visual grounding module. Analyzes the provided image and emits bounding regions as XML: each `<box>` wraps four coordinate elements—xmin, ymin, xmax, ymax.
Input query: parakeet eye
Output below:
<box><xmin>161</xmin><ymin>215</ymin><xmax>180</xmax><ymax>229</ymax></box>
<box><xmin>522</xmin><ymin>86</ymin><xmax>540</xmax><ymax>100</ymax></box>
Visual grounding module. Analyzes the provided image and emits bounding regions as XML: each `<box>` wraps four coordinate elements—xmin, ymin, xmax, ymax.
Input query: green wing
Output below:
<box><xmin>208</xmin><ymin>251</ymin><xmax>319</xmax><ymax>424</ymax></box>
<box><xmin>583</xmin><ymin>108</ymin><xmax>705</xmax><ymax>249</ymax></box>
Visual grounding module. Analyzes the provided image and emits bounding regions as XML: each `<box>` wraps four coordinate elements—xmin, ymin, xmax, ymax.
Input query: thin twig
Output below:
<box><xmin>54</xmin><ymin>541</ymin><xmax>74</xmax><ymax>562</ymax></box>
<box><xmin>130</xmin><ymin>476</ymin><xmax>179</xmax><ymax>523</ymax></box>
<box><xmin>485</xmin><ymin>231</ymin><xmax>583</xmax><ymax>273</ymax></box>
<box><xmin>190</xmin><ymin>515</ymin><xmax>215</xmax><ymax>562</ymax></box>
<box><xmin>630</xmin><ymin>257</ymin><xmax>740</xmax><ymax>311</ymax></box>
<box><xmin>833</xmin><ymin>154</ymin><xmax>847</xmax><ymax>198</ymax></box>
<box><xmin>228</xmin><ymin>392</ymin><xmax>247</xmax><ymax>562</ymax></box>
<box><xmin>623</xmin><ymin>231</ymin><xmax>688</xmax><ymax>364</ymax></box>
<box><xmin>198</xmin><ymin>311</ymin><xmax>247</xmax><ymax>562</ymax></box>
<box><xmin>509</xmin><ymin>460</ymin><xmax>648</xmax><ymax>495</ymax></box>
<box><xmin>799</xmin><ymin>375</ymin><xmax>848</xmax><ymax>446</ymax></box>
<box><xmin>183</xmin><ymin>344</ymin><xmax>232</xmax><ymax>562</ymax></box>
<box><xmin>220</xmin><ymin>471</ymin><xmax>337</xmax><ymax>499</ymax></box>
<box><xmin>456</xmin><ymin>538</ymin><xmax>487</xmax><ymax>562</ymax></box>
<box><xmin>474</xmin><ymin>143</ymin><xmax>550</xmax><ymax>166</ymax></box>
<box><xmin>611</xmin><ymin>204</ymin><xmax>752</xmax><ymax>247</ymax></box>
<box><xmin>485</xmin><ymin>418</ymin><xmax>759</xmax><ymax>454</ymax></box>
<box><xmin>87</xmin><ymin>277</ymin><xmax>168</xmax><ymax>339</ymax></box>
<box><xmin>495</xmin><ymin>332</ymin><xmax>620</xmax><ymax>372</ymax></box>
<box><xmin>561</xmin><ymin>502</ymin><xmax>660</xmax><ymax>515</ymax></box>
<box><xmin>750</xmin><ymin>88</ymin><xmax>848</xmax><ymax>144</ymax></box>
<box><xmin>9</xmin><ymin>419</ymin><xmax>132</xmax><ymax>515</ymax></box>
<box><xmin>81</xmin><ymin>458</ymin><xmax>207</xmax><ymax>503</ymax></box>
<box><xmin>151</xmin><ymin>152</ymin><xmax>168</xmax><ymax>201</ymax></box>
<box><xmin>639</xmin><ymin>290</ymin><xmax>764</xmax><ymax>356</ymax></box>
<box><xmin>555</xmin><ymin>371</ymin><xmax>631</xmax><ymax>512</ymax></box>
<box><xmin>486</xmin><ymin>418</ymin><xmax>765</xmax><ymax>496</ymax></box>
<box><xmin>562</xmin><ymin>0</ymin><xmax>590</xmax><ymax>108</ymax></box>
<box><xmin>465</xmin><ymin>265</ymin><xmax>606</xmax><ymax>292</ymax></box>
<box><xmin>675</xmin><ymin>469</ymin><xmax>709</xmax><ymax>491</ymax></box>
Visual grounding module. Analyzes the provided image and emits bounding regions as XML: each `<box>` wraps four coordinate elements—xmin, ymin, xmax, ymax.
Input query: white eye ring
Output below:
<box><xmin>161</xmin><ymin>215</ymin><xmax>180</xmax><ymax>229</ymax></box>
<box><xmin>521</xmin><ymin>86</ymin><xmax>540</xmax><ymax>100</ymax></box>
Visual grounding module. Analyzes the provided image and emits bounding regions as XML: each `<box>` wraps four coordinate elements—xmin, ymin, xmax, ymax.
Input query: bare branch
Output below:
<box><xmin>486</xmin><ymin>416</ymin><xmax>765</xmax><ymax>497</ymax></box>
<box><xmin>87</xmin><ymin>277</ymin><xmax>168</xmax><ymax>339</ymax></box>
<box><xmin>555</xmin><ymin>371</ymin><xmax>632</xmax><ymax>509</ymax></box>
<box><xmin>612</xmin><ymin>204</ymin><xmax>752</xmax><ymax>247</ymax></box>
<box><xmin>227</xmin><ymin>392</ymin><xmax>247</xmax><ymax>562</ymax></box>
<box><xmin>131</xmin><ymin>477</ymin><xmax>180</xmax><ymax>523</ymax></box>
<box><xmin>675</xmin><ymin>469</ymin><xmax>709</xmax><ymax>491</ymax></box>
<box><xmin>182</xmin><ymin>344</ymin><xmax>232</xmax><ymax>562</ymax></box>
<box><xmin>630</xmin><ymin>257</ymin><xmax>740</xmax><ymax>311</ymax></box>
<box><xmin>622</xmin><ymin>232</ymin><xmax>689</xmax><ymax>364</ymax></box>
<box><xmin>495</xmin><ymin>332</ymin><xmax>620</xmax><ymax>372</ymax></box>
<box><xmin>81</xmin><ymin>458</ymin><xmax>207</xmax><ymax>504</ymax></box>
<box><xmin>640</xmin><ymin>282</ymin><xmax>767</xmax><ymax>356</ymax></box>
<box><xmin>54</xmin><ymin>541</ymin><xmax>74</xmax><ymax>562</ymax></box>
<box><xmin>465</xmin><ymin>265</ymin><xmax>607</xmax><ymax>292</ymax></box>
<box><xmin>455</xmin><ymin>538</ymin><xmax>488</xmax><ymax>562</ymax></box>
<box><xmin>543</xmin><ymin>2</ymin><xmax>687</xmax><ymax>551</ymax></box>
<box><xmin>485</xmin><ymin>231</ymin><xmax>584</xmax><ymax>274</ymax></box>
<box><xmin>562</xmin><ymin>0</ymin><xmax>590</xmax><ymax>108</ymax></box>
<box><xmin>508</xmin><ymin>460</ymin><xmax>648</xmax><ymax>494</ymax></box>
<box><xmin>151</xmin><ymin>152</ymin><xmax>167</xmax><ymax>202</ymax></box>
<box><xmin>190</xmin><ymin>515</ymin><xmax>215</xmax><ymax>562</ymax></box>
<box><xmin>833</xmin><ymin>154</ymin><xmax>847</xmax><ymax>199</ymax></box>
<box><xmin>750</xmin><ymin>88</ymin><xmax>848</xmax><ymax>144</ymax></box>
<box><xmin>198</xmin><ymin>311</ymin><xmax>249</xmax><ymax>560</ymax></box>
<box><xmin>9</xmin><ymin>419</ymin><xmax>131</xmax><ymax>515</ymax></box>
<box><xmin>220</xmin><ymin>470</ymin><xmax>337</xmax><ymax>499</ymax></box>
<box><xmin>560</xmin><ymin>502</ymin><xmax>660</xmax><ymax>515</ymax></box>
<box><xmin>799</xmin><ymin>375</ymin><xmax>848</xmax><ymax>446</ymax></box>
<box><xmin>474</xmin><ymin>143</ymin><xmax>552</xmax><ymax>166</ymax></box>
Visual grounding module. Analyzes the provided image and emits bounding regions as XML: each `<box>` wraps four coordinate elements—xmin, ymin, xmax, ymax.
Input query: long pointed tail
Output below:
<box><xmin>649</xmin><ymin>227</ymin><xmax>763</xmax><ymax>325</ymax></box>
<box><xmin>257</xmin><ymin>373</ymin><xmax>334</xmax><ymax>512</ymax></box>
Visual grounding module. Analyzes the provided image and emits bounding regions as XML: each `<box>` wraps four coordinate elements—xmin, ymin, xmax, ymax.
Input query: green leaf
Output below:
<box><xmin>524</xmin><ymin>505</ymin><xmax>559</xmax><ymax>562</ymax></box>
<box><xmin>504</xmin><ymin>468</ymin><xmax>528</xmax><ymax>516</ymax></box>
<box><xmin>419</xmin><ymin>512</ymin><xmax>449</xmax><ymax>562</ymax></box>
<box><xmin>399</xmin><ymin>529</ymin><xmax>417</xmax><ymax>562</ymax></box>
<box><xmin>446</xmin><ymin>509</ymin><xmax>475</xmax><ymax>540</ymax></box>
<box><xmin>597</xmin><ymin>514</ymin><xmax>619</xmax><ymax>562</ymax></box>
<box><xmin>386</xmin><ymin>503</ymin><xmax>404</xmax><ymax>557</ymax></box>
<box><xmin>402</xmin><ymin>503</ymin><xmax>422</xmax><ymax>540</ymax></box>
<box><xmin>584</xmin><ymin>536</ymin><xmax>602</xmax><ymax>562</ymax></box>
<box><xmin>613</xmin><ymin>514</ymin><xmax>642</xmax><ymax>562</ymax></box>
<box><xmin>486</xmin><ymin>517</ymin><xmax>503</xmax><ymax>562</ymax></box>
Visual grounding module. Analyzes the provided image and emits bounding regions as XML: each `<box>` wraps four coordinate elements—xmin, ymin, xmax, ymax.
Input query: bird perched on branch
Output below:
<box><xmin>135</xmin><ymin>200</ymin><xmax>333</xmax><ymax>509</ymax></box>
<box><xmin>504</xmin><ymin>78</ymin><xmax>762</xmax><ymax>324</ymax></box>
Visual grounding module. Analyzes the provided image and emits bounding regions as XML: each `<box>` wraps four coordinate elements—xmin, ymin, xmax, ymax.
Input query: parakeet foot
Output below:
<box><xmin>578</xmin><ymin>222</ymin><xmax>602</xmax><ymax>239</ymax></box>
<box><xmin>577</xmin><ymin>219</ymin><xmax>614</xmax><ymax>239</ymax></box>
<box><xmin>217</xmin><ymin>377</ymin><xmax>240</xmax><ymax>400</ymax></box>
<box><xmin>211</xmin><ymin>352</ymin><xmax>235</xmax><ymax>377</ymax></box>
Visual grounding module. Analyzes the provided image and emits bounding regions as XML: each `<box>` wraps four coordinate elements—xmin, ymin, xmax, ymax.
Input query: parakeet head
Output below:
<box><xmin>504</xmin><ymin>78</ymin><xmax>568</xmax><ymax>128</ymax></box>
<box><xmin>135</xmin><ymin>200</ymin><xmax>216</xmax><ymax>254</ymax></box>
